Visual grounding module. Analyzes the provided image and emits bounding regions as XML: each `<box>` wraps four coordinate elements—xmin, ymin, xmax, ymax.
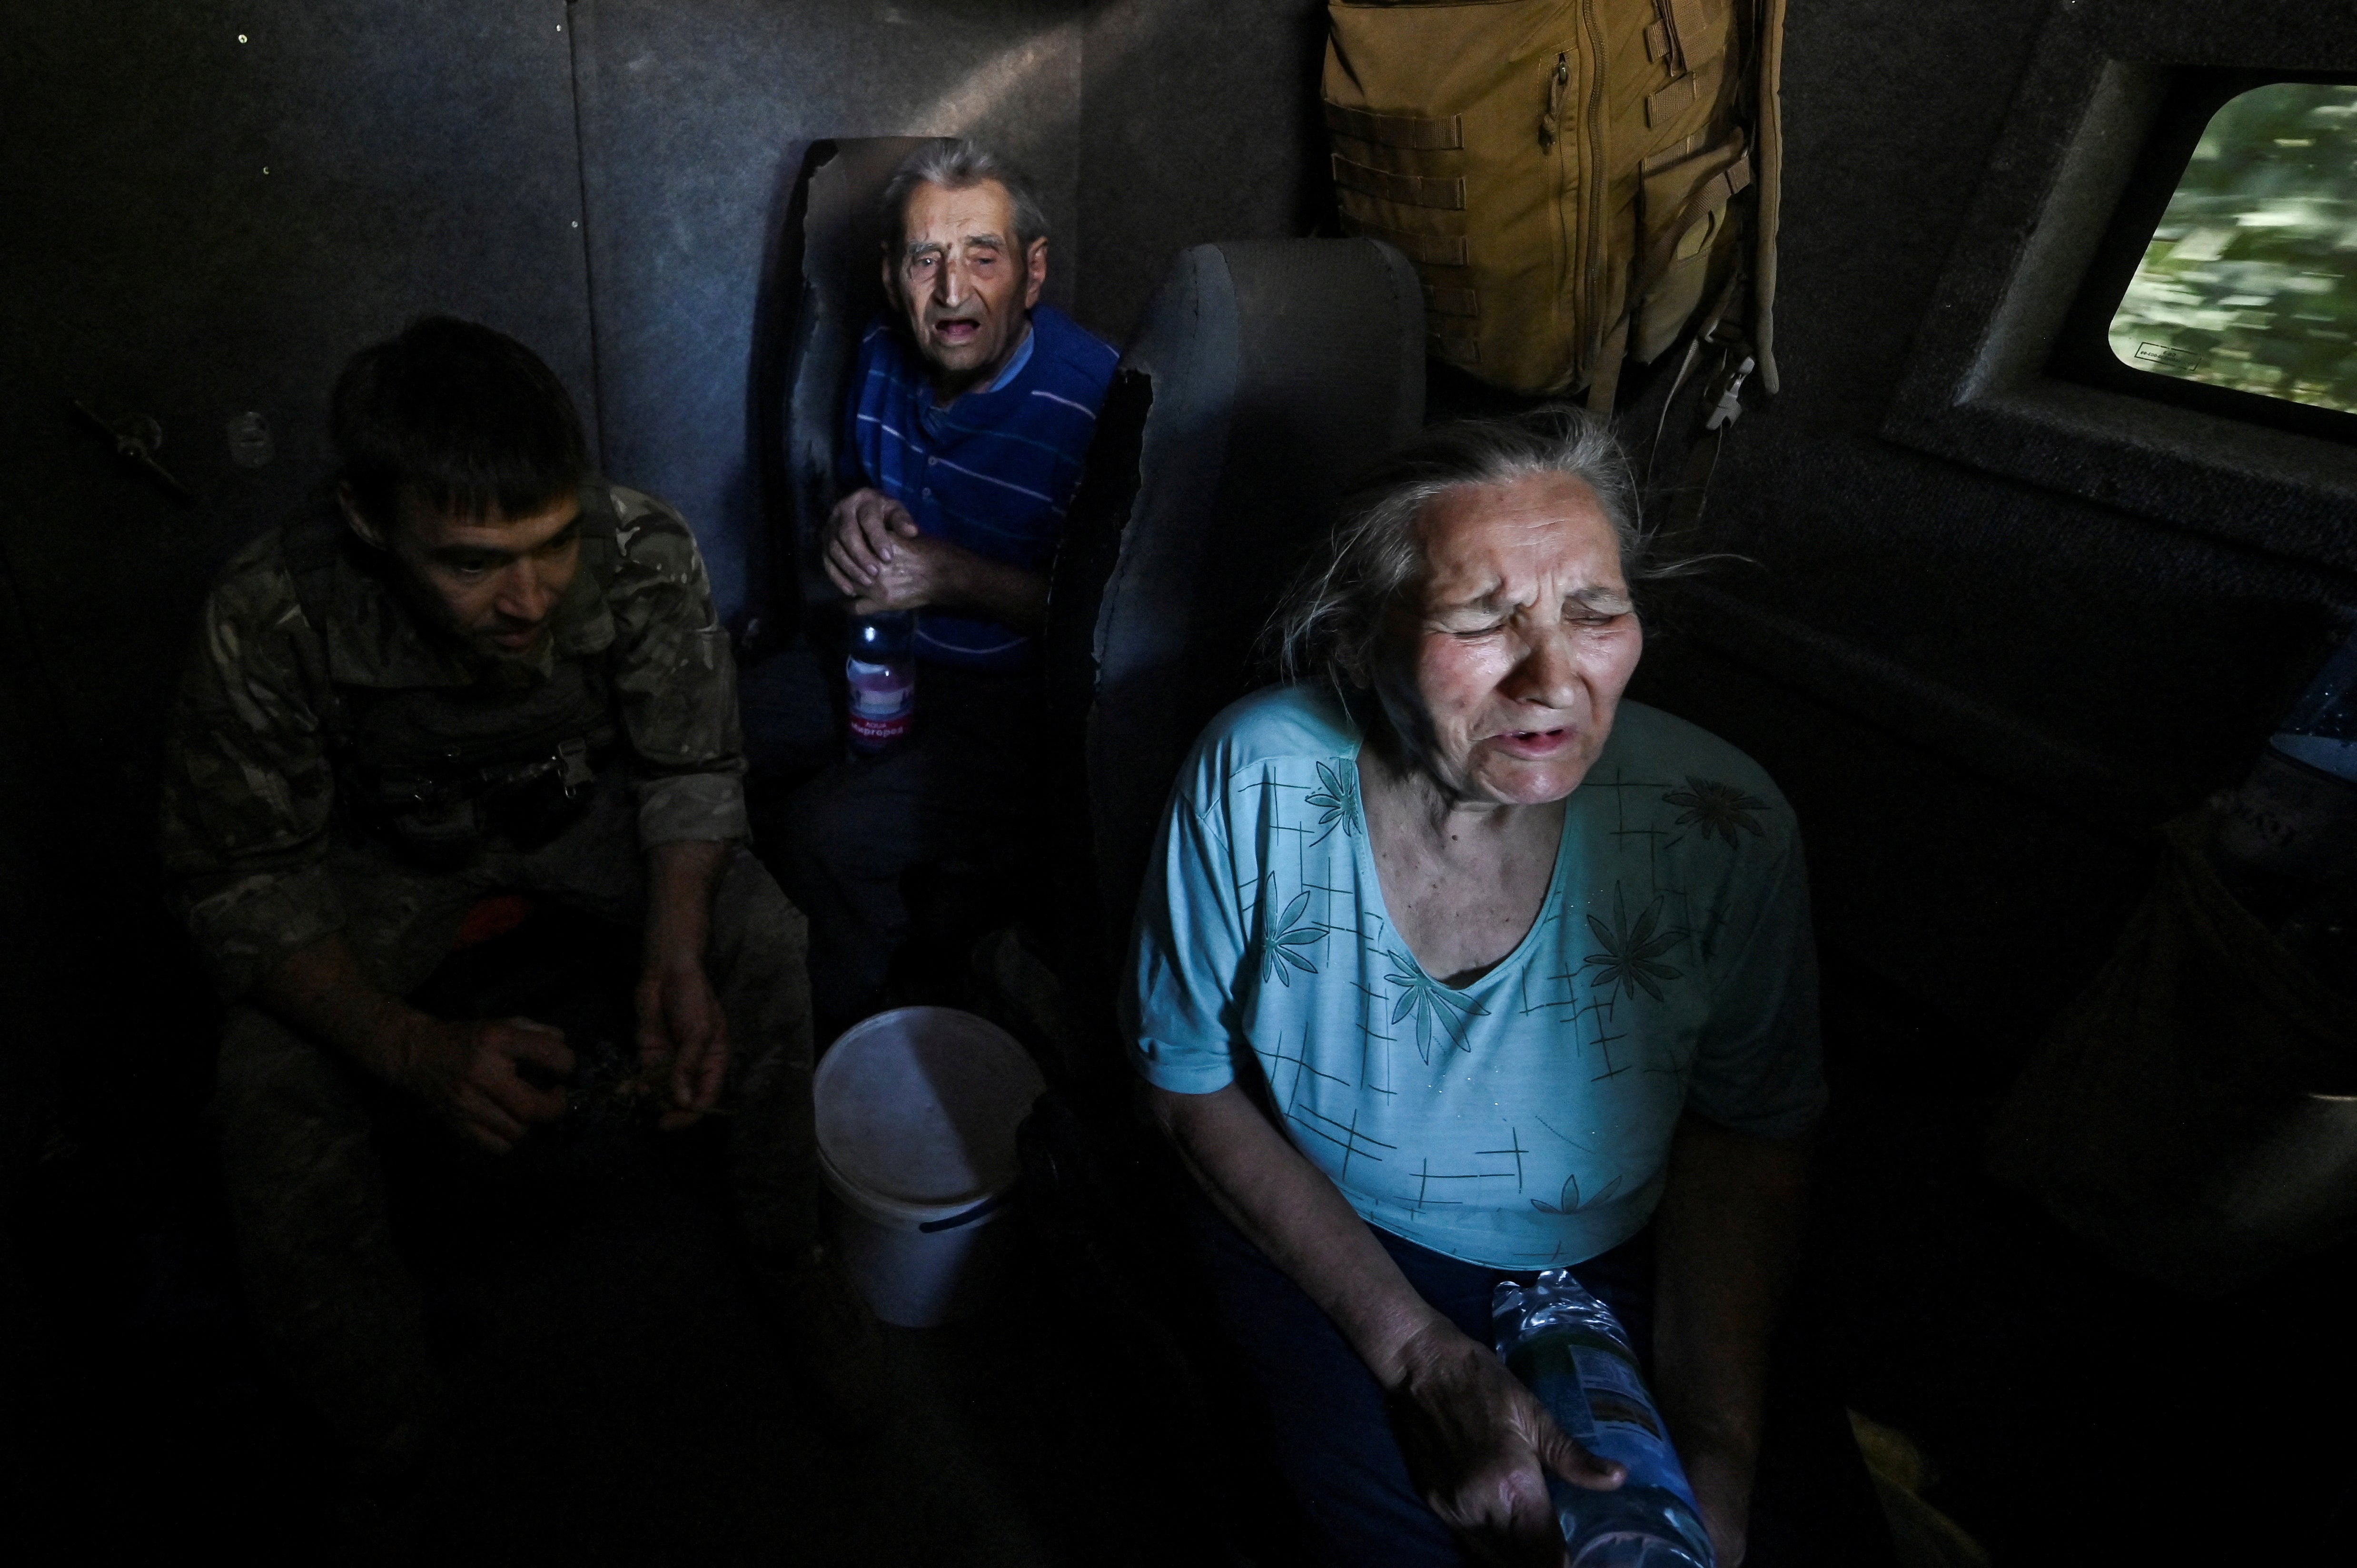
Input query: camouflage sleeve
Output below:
<box><xmin>156</xmin><ymin>534</ymin><xmax>344</xmax><ymax>998</ymax></box>
<box><xmin>601</xmin><ymin>486</ymin><xmax>750</xmax><ymax>846</ymax></box>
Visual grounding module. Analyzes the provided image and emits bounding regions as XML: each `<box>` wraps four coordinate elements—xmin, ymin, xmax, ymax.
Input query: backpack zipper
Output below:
<box><xmin>1546</xmin><ymin>49</ymin><xmax>1573</xmax><ymax>382</ymax></box>
<box><xmin>1578</xmin><ymin>0</ymin><xmax>1610</xmax><ymax>387</ymax></box>
<box><xmin>1541</xmin><ymin>50</ymin><xmax>1569</xmax><ymax>150</ymax></box>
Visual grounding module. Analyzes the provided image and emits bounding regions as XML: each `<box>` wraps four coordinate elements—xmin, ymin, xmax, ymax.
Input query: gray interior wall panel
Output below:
<box><xmin>0</xmin><ymin>0</ymin><xmax>596</xmax><ymax>835</ymax></box>
<box><xmin>1768</xmin><ymin>0</ymin><xmax>2053</xmax><ymax>429</ymax></box>
<box><xmin>1076</xmin><ymin>0</ymin><xmax>1332</xmax><ymax>344</ymax></box>
<box><xmin>569</xmin><ymin>0</ymin><xmax>1083</xmax><ymax>627</ymax></box>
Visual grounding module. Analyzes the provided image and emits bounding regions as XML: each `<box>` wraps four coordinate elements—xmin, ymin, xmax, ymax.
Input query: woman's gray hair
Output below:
<box><xmin>1274</xmin><ymin>405</ymin><xmax>1674</xmax><ymax>701</ymax></box>
<box><xmin>879</xmin><ymin>138</ymin><xmax>1050</xmax><ymax>258</ymax></box>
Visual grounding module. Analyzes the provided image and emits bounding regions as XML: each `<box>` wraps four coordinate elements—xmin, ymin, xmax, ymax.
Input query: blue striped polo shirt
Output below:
<box><xmin>840</xmin><ymin>303</ymin><xmax>1118</xmax><ymax>670</ymax></box>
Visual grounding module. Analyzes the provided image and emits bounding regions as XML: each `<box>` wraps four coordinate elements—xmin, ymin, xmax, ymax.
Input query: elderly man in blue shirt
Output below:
<box><xmin>785</xmin><ymin>139</ymin><xmax>1117</xmax><ymax>1038</ymax></box>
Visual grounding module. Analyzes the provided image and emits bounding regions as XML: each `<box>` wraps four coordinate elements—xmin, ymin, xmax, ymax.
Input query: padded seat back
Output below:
<box><xmin>772</xmin><ymin>136</ymin><xmax>953</xmax><ymax>616</ymax></box>
<box><xmin>1046</xmin><ymin>238</ymin><xmax>1425</xmax><ymax>942</ymax></box>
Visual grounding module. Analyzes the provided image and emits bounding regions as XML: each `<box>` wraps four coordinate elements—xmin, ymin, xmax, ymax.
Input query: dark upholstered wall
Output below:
<box><xmin>1630</xmin><ymin>0</ymin><xmax>2357</xmax><ymax>1085</ymax></box>
<box><xmin>0</xmin><ymin>0</ymin><xmax>597</xmax><ymax>818</ymax></box>
<box><xmin>0</xmin><ymin>0</ymin><xmax>599</xmax><ymax>1213</ymax></box>
<box><xmin>1075</xmin><ymin>0</ymin><xmax>1333</xmax><ymax>344</ymax></box>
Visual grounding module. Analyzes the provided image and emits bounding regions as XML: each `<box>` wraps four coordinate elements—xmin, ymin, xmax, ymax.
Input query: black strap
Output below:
<box><xmin>281</xmin><ymin>503</ymin><xmax>348</xmax><ymax>634</ymax></box>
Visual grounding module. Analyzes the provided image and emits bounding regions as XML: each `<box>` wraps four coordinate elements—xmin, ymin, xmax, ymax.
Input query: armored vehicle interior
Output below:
<box><xmin>2</xmin><ymin>2</ymin><xmax>2352</xmax><ymax>1563</ymax></box>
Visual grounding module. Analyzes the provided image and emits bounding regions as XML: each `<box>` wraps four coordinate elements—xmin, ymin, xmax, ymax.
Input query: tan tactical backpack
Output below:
<box><xmin>1323</xmin><ymin>0</ymin><xmax>1783</xmax><ymax>405</ymax></box>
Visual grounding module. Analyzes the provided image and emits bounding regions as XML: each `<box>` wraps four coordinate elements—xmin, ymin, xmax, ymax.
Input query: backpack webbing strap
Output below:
<box><xmin>1322</xmin><ymin>102</ymin><xmax>1463</xmax><ymax>151</ymax></box>
<box><xmin>1753</xmin><ymin>0</ymin><xmax>1786</xmax><ymax>393</ymax></box>
<box><xmin>1636</xmin><ymin>150</ymin><xmax>1753</xmax><ymax>294</ymax></box>
<box><xmin>1348</xmin><ymin>221</ymin><xmax>1467</xmax><ymax>270</ymax></box>
<box><xmin>281</xmin><ymin>508</ymin><xmax>347</xmax><ymax>634</ymax></box>
<box><xmin>1424</xmin><ymin>284</ymin><xmax>1479</xmax><ymax>319</ymax></box>
<box><xmin>1664</xmin><ymin>0</ymin><xmax>1727</xmax><ymax>72</ymax></box>
<box><xmin>1586</xmin><ymin>316</ymin><xmax>1631</xmax><ymax>414</ymax></box>
<box><xmin>1331</xmin><ymin>154</ymin><xmax>1466</xmax><ymax>211</ymax></box>
<box><xmin>1430</xmin><ymin>327</ymin><xmax>1481</xmax><ymax>365</ymax></box>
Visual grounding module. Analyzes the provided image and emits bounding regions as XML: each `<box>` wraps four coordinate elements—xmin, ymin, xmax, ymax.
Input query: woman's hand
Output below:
<box><xmin>1386</xmin><ymin>1315</ymin><xmax>1626</xmax><ymax>1568</ymax></box>
<box><xmin>1150</xmin><ymin>1083</ymin><xmax>1625</xmax><ymax>1567</ymax></box>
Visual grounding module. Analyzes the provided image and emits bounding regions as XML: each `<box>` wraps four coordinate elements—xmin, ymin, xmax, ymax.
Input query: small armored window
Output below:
<box><xmin>2111</xmin><ymin>83</ymin><xmax>2357</xmax><ymax>414</ymax></box>
<box><xmin>2054</xmin><ymin>75</ymin><xmax>2357</xmax><ymax>444</ymax></box>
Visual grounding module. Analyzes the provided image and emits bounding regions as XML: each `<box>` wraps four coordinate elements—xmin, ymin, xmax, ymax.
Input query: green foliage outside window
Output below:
<box><xmin>2108</xmin><ymin>83</ymin><xmax>2357</xmax><ymax>417</ymax></box>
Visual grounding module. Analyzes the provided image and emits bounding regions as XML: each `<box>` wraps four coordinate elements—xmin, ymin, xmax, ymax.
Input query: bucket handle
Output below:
<box><xmin>918</xmin><ymin>1192</ymin><xmax>1009</xmax><ymax>1233</ymax></box>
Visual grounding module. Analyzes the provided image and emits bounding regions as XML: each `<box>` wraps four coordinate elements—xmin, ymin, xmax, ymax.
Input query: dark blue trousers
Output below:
<box><xmin>1185</xmin><ymin>1193</ymin><xmax>1659</xmax><ymax>1568</ymax></box>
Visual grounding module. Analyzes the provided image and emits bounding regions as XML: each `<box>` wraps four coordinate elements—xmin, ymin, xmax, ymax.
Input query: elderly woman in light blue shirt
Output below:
<box><xmin>1127</xmin><ymin>408</ymin><xmax>1823</xmax><ymax>1568</ymax></box>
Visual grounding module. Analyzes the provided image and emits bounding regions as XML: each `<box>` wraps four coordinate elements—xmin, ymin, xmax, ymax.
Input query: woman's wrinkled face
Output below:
<box><xmin>1381</xmin><ymin>472</ymin><xmax>1643</xmax><ymax>806</ymax></box>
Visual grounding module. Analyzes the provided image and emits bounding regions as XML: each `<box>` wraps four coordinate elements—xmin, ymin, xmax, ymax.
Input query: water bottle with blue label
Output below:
<box><xmin>1493</xmin><ymin>1269</ymin><xmax>1717</xmax><ymax>1568</ymax></box>
<box><xmin>845</xmin><ymin>610</ymin><xmax>915</xmax><ymax>754</ymax></box>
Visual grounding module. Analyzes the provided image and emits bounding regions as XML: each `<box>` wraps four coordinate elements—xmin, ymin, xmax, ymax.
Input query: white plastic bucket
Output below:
<box><xmin>813</xmin><ymin>1006</ymin><xmax>1047</xmax><ymax>1327</ymax></box>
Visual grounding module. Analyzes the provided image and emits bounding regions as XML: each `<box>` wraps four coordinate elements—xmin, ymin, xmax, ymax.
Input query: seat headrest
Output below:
<box><xmin>1048</xmin><ymin>237</ymin><xmax>1426</xmax><ymax>927</ymax></box>
<box><xmin>774</xmin><ymin>136</ymin><xmax>956</xmax><ymax>616</ymax></box>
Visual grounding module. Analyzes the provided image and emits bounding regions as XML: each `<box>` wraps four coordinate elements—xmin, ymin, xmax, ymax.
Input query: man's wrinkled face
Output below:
<box><xmin>345</xmin><ymin>489</ymin><xmax>584</xmax><ymax>659</ymax></box>
<box><xmin>1380</xmin><ymin>473</ymin><xmax>1644</xmax><ymax>806</ymax></box>
<box><xmin>887</xmin><ymin>178</ymin><xmax>1047</xmax><ymax>398</ymax></box>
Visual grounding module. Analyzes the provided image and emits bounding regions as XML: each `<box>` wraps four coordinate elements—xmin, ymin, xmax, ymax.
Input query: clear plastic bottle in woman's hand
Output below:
<box><xmin>845</xmin><ymin>610</ymin><xmax>915</xmax><ymax>754</ymax></box>
<box><xmin>1493</xmin><ymin>1271</ymin><xmax>1716</xmax><ymax>1568</ymax></box>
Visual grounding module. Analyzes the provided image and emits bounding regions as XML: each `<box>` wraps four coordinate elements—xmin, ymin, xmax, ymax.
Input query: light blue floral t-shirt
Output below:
<box><xmin>1127</xmin><ymin>684</ymin><xmax>1826</xmax><ymax>1269</ymax></box>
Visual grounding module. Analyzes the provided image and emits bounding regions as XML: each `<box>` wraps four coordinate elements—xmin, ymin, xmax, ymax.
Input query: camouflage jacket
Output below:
<box><xmin>158</xmin><ymin>481</ymin><xmax>747</xmax><ymax>998</ymax></box>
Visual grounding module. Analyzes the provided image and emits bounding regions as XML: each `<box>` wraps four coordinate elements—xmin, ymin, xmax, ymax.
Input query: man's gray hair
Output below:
<box><xmin>1274</xmin><ymin>406</ymin><xmax>1670</xmax><ymax>700</ymax></box>
<box><xmin>879</xmin><ymin>138</ymin><xmax>1050</xmax><ymax>258</ymax></box>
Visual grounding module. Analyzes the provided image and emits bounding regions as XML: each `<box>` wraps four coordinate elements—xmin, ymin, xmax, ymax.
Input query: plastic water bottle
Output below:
<box><xmin>845</xmin><ymin>610</ymin><xmax>915</xmax><ymax>754</ymax></box>
<box><xmin>2268</xmin><ymin>618</ymin><xmax>2357</xmax><ymax>784</ymax></box>
<box><xmin>1492</xmin><ymin>1270</ymin><xmax>1716</xmax><ymax>1568</ymax></box>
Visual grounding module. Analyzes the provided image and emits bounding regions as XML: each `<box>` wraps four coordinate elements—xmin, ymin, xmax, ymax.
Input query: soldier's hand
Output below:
<box><xmin>635</xmin><ymin>957</ymin><xmax>730</xmax><ymax>1132</ymax></box>
<box><xmin>403</xmin><ymin>1016</ymin><xmax>574</xmax><ymax>1154</ymax></box>
<box><xmin>823</xmin><ymin>488</ymin><xmax>920</xmax><ymax>601</ymax></box>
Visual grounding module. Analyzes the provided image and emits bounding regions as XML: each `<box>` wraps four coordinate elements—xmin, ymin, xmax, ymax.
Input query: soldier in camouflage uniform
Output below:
<box><xmin>158</xmin><ymin>317</ymin><xmax>858</xmax><ymax>1477</ymax></box>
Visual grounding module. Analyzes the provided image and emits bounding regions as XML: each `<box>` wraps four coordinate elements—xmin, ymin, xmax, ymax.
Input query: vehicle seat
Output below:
<box><xmin>1015</xmin><ymin>238</ymin><xmax>1427</xmax><ymax>1561</ymax></box>
<box><xmin>1044</xmin><ymin>237</ymin><xmax>1427</xmax><ymax>984</ymax></box>
<box><xmin>770</xmin><ymin>135</ymin><xmax>955</xmax><ymax>621</ymax></box>
<box><xmin>741</xmin><ymin>137</ymin><xmax>954</xmax><ymax>799</ymax></box>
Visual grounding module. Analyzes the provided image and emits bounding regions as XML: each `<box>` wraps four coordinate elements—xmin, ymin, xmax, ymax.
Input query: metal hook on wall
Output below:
<box><xmin>70</xmin><ymin>399</ymin><xmax>198</xmax><ymax>503</ymax></box>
